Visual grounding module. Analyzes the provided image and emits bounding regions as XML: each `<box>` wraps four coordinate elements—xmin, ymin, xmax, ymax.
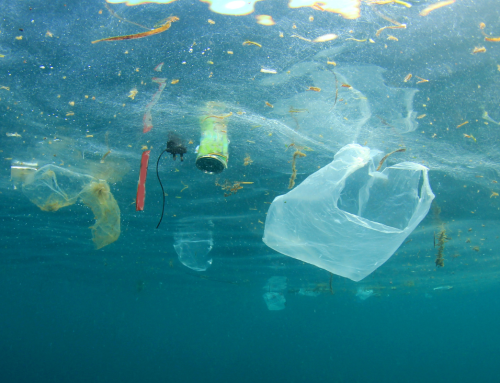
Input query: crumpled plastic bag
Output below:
<box><xmin>263</xmin><ymin>144</ymin><xmax>435</xmax><ymax>282</ymax></box>
<box><xmin>21</xmin><ymin>164</ymin><xmax>120</xmax><ymax>249</ymax></box>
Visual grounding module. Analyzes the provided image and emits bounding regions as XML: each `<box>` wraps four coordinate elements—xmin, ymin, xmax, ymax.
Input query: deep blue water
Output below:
<box><xmin>2</xmin><ymin>0</ymin><xmax>500</xmax><ymax>382</ymax></box>
<box><xmin>1</xmin><ymin>261</ymin><xmax>499</xmax><ymax>383</ymax></box>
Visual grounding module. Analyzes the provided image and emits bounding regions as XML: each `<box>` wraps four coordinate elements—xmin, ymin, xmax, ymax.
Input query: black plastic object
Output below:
<box><xmin>166</xmin><ymin>132</ymin><xmax>187</xmax><ymax>161</ymax></box>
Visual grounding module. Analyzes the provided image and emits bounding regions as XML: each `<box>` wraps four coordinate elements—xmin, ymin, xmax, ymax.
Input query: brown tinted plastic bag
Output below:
<box><xmin>80</xmin><ymin>181</ymin><xmax>120</xmax><ymax>249</ymax></box>
<box><xmin>22</xmin><ymin>165</ymin><xmax>120</xmax><ymax>249</ymax></box>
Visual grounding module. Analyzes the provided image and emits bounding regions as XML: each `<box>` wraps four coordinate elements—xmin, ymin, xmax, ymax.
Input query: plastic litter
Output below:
<box><xmin>20</xmin><ymin>164</ymin><xmax>121</xmax><ymax>249</ymax></box>
<box><xmin>298</xmin><ymin>288</ymin><xmax>320</xmax><ymax>298</ymax></box>
<box><xmin>356</xmin><ymin>288</ymin><xmax>376</xmax><ymax>300</ymax></box>
<box><xmin>79</xmin><ymin>181</ymin><xmax>120</xmax><ymax>250</ymax></box>
<box><xmin>136</xmin><ymin>150</ymin><xmax>150</xmax><ymax>212</ymax></box>
<box><xmin>263</xmin><ymin>292</ymin><xmax>286</xmax><ymax>311</ymax></box>
<box><xmin>174</xmin><ymin>231</ymin><xmax>213</xmax><ymax>271</ymax></box>
<box><xmin>263</xmin><ymin>144</ymin><xmax>435</xmax><ymax>282</ymax></box>
<box><xmin>262</xmin><ymin>276</ymin><xmax>287</xmax><ymax>310</ymax></box>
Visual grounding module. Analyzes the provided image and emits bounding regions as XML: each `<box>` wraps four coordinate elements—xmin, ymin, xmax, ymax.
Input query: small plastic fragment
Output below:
<box><xmin>154</xmin><ymin>62</ymin><xmax>164</xmax><ymax>72</ymax></box>
<box><xmin>471</xmin><ymin>46</ymin><xmax>486</xmax><ymax>54</ymax></box>
<box><xmin>313</xmin><ymin>33</ymin><xmax>338</xmax><ymax>42</ymax></box>
<box><xmin>256</xmin><ymin>15</ymin><xmax>275</xmax><ymax>26</ymax></box>
<box><xmin>260</xmin><ymin>68</ymin><xmax>277</xmax><ymax>74</ymax></box>
<box><xmin>143</xmin><ymin>78</ymin><xmax>167</xmax><ymax>133</ymax></box>
<box><xmin>243</xmin><ymin>40</ymin><xmax>262</xmax><ymax>47</ymax></box>
<box><xmin>420</xmin><ymin>0</ymin><xmax>456</xmax><ymax>16</ymax></box>
<box><xmin>91</xmin><ymin>16</ymin><xmax>179</xmax><ymax>43</ymax></box>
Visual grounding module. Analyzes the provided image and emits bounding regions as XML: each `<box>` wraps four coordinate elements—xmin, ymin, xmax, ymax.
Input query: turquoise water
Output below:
<box><xmin>1</xmin><ymin>0</ymin><xmax>500</xmax><ymax>382</ymax></box>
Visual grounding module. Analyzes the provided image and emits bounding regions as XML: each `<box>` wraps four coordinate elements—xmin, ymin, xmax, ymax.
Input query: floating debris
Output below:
<box><xmin>92</xmin><ymin>16</ymin><xmax>179</xmax><ymax>44</ymax></box>
<box><xmin>433</xmin><ymin>285</ymin><xmax>453</xmax><ymax>291</ymax></box>
<box><xmin>420</xmin><ymin>0</ymin><xmax>456</xmax><ymax>17</ymax></box>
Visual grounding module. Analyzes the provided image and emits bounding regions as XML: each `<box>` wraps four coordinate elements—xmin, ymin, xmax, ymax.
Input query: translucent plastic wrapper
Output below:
<box><xmin>174</xmin><ymin>231</ymin><xmax>214</xmax><ymax>271</ymax></box>
<box><xmin>298</xmin><ymin>288</ymin><xmax>320</xmax><ymax>298</ymax></box>
<box><xmin>262</xmin><ymin>292</ymin><xmax>286</xmax><ymax>311</ymax></box>
<box><xmin>263</xmin><ymin>144</ymin><xmax>435</xmax><ymax>282</ymax></box>
<box><xmin>262</xmin><ymin>276</ymin><xmax>287</xmax><ymax>311</ymax></box>
<box><xmin>356</xmin><ymin>288</ymin><xmax>377</xmax><ymax>301</ymax></box>
<box><xmin>79</xmin><ymin>181</ymin><xmax>120</xmax><ymax>250</ymax></box>
<box><xmin>21</xmin><ymin>164</ymin><xmax>120</xmax><ymax>249</ymax></box>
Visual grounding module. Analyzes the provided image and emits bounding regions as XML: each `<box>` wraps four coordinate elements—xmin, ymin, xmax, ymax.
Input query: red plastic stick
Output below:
<box><xmin>136</xmin><ymin>150</ymin><xmax>151</xmax><ymax>211</ymax></box>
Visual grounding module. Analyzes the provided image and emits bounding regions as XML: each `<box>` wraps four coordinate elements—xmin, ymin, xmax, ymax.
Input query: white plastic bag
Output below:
<box><xmin>263</xmin><ymin>144</ymin><xmax>434</xmax><ymax>282</ymax></box>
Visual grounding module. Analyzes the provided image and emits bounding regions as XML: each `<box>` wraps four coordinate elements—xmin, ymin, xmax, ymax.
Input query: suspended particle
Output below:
<box><xmin>375</xmin><ymin>24</ymin><xmax>406</xmax><ymax>37</ymax></box>
<box><xmin>243</xmin><ymin>40</ymin><xmax>262</xmax><ymax>47</ymax></box>
<box><xmin>420</xmin><ymin>0</ymin><xmax>456</xmax><ymax>16</ymax></box>
<box><xmin>260</xmin><ymin>68</ymin><xmax>277</xmax><ymax>74</ymax></box>
<box><xmin>484</xmin><ymin>36</ymin><xmax>500</xmax><ymax>42</ymax></box>
<box><xmin>471</xmin><ymin>46</ymin><xmax>486</xmax><ymax>54</ymax></box>
<box><xmin>92</xmin><ymin>16</ymin><xmax>179</xmax><ymax>43</ymax></box>
<box><xmin>291</xmin><ymin>34</ymin><xmax>311</xmax><ymax>42</ymax></box>
<box><xmin>243</xmin><ymin>154</ymin><xmax>253</xmax><ymax>166</ymax></box>
<box><xmin>313</xmin><ymin>33</ymin><xmax>338</xmax><ymax>42</ymax></box>
<box><xmin>128</xmin><ymin>88</ymin><xmax>138</xmax><ymax>99</ymax></box>
<box><xmin>256</xmin><ymin>15</ymin><xmax>275</xmax><ymax>26</ymax></box>
<box><xmin>154</xmin><ymin>62</ymin><xmax>164</xmax><ymax>72</ymax></box>
<box><xmin>416</xmin><ymin>76</ymin><xmax>429</xmax><ymax>84</ymax></box>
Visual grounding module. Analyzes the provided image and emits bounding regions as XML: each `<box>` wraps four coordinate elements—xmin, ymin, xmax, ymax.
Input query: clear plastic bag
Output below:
<box><xmin>262</xmin><ymin>276</ymin><xmax>287</xmax><ymax>311</ymax></box>
<box><xmin>263</xmin><ymin>144</ymin><xmax>435</xmax><ymax>282</ymax></box>
<box><xmin>174</xmin><ymin>232</ymin><xmax>213</xmax><ymax>271</ymax></box>
<box><xmin>22</xmin><ymin>164</ymin><xmax>93</xmax><ymax>212</ymax></box>
<box><xmin>21</xmin><ymin>165</ymin><xmax>120</xmax><ymax>249</ymax></box>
